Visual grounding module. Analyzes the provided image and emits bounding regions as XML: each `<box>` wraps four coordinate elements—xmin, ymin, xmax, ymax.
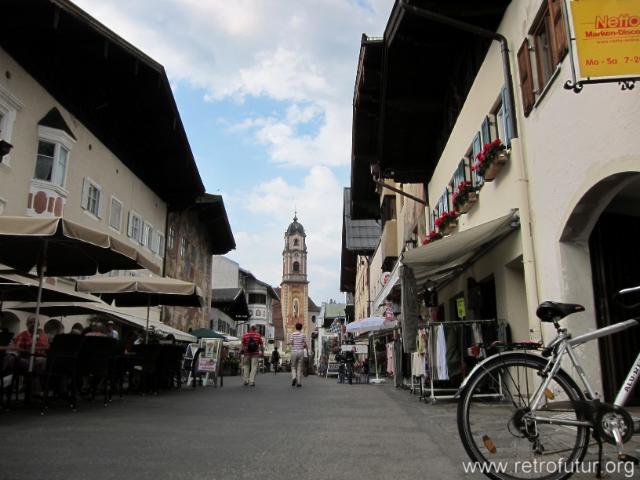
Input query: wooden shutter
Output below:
<box><xmin>517</xmin><ymin>39</ymin><xmax>535</xmax><ymax>117</ymax></box>
<box><xmin>548</xmin><ymin>0</ymin><xmax>568</xmax><ymax>64</ymax></box>
<box><xmin>127</xmin><ymin>211</ymin><xmax>134</xmax><ymax>238</ymax></box>
<box><xmin>481</xmin><ymin>116</ymin><xmax>492</xmax><ymax>144</ymax></box>
<box><xmin>96</xmin><ymin>188</ymin><xmax>103</xmax><ymax>219</ymax></box>
<box><xmin>81</xmin><ymin>178</ymin><xmax>90</xmax><ymax>210</ymax></box>
<box><xmin>501</xmin><ymin>87</ymin><xmax>513</xmax><ymax>146</ymax></box>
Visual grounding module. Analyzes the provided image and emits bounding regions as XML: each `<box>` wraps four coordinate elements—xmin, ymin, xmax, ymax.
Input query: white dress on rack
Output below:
<box><xmin>436</xmin><ymin>324</ymin><xmax>449</xmax><ymax>380</ymax></box>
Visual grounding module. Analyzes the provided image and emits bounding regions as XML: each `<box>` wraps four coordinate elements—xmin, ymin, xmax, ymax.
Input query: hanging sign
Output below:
<box><xmin>456</xmin><ymin>297</ymin><xmax>466</xmax><ymax>320</ymax></box>
<box><xmin>571</xmin><ymin>0</ymin><xmax>640</xmax><ymax>78</ymax></box>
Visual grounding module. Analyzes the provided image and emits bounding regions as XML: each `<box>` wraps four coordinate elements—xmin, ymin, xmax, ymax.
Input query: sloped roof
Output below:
<box><xmin>1</xmin><ymin>0</ymin><xmax>204</xmax><ymax>206</ymax></box>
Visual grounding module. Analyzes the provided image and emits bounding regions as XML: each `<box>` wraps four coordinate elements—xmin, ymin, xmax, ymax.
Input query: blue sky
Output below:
<box><xmin>73</xmin><ymin>0</ymin><xmax>392</xmax><ymax>305</ymax></box>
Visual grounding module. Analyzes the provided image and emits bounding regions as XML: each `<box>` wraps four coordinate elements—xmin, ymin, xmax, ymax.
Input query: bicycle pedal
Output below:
<box><xmin>617</xmin><ymin>454</ymin><xmax>640</xmax><ymax>465</ymax></box>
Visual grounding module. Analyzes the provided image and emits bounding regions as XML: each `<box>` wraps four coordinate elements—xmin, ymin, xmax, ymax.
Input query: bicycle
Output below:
<box><xmin>457</xmin><ymin>285</ymin><xmax>640</xmax><ymax>480</ymax></box>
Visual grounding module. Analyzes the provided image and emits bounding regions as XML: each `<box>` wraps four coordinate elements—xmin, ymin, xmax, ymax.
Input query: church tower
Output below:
<box><xmin>281</xmin><ymin>213</ymin><xmax>309</xmax><ymax>339</ymax></box>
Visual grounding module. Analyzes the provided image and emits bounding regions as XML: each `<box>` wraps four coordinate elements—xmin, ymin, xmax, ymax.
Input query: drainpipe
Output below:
<box><xmin>399</xmin><ymin>0</ymin><xmax>518</xmax><ymax>140</ymax></box>
<box><xmin>399</xmin><ymin>1</ymin><xmax>543</xmax><ymax>341</ymax></box>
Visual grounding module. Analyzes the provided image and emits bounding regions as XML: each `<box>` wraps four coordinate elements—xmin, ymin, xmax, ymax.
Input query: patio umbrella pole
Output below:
<box><xmin>144</xmin><ymin>296</ymin><xmax>151</xmax><ymax>344</ymax></box>
<box><xmin>370</xmin><ymin>332</ymin><xmax>385</xmax><ymax>384</ymax></box>
<box><xmin>29</xmin><ymin>239</ymin><xmax>48</xmax><ymax>373</ymax></box>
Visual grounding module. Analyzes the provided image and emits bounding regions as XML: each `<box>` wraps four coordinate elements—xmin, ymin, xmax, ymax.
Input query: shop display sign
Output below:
<box><xmin>571</xmin><ymin>0</ymin><xmax>640</xmax><ymax>78</ymax></box>
<box><xmin>456</xmin><ymin>297</ymin><xmax>466</xmax><ymax>320</ymax></box>
<box><xmin>198</xmin><ymin>338</ymin><xmax>222</xmax><ymax>372</ymax></box>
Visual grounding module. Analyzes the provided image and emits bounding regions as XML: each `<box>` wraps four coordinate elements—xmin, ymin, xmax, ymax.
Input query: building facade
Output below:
<box><xmin>343</xmin><ymin>0</ymin><xmax>640</xmax><ymax>403</ymax></box>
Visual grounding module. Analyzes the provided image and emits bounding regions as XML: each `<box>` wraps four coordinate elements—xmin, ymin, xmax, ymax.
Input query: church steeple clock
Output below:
<box><xmin>281</xmin><ymin>213</ymin><xmax>309</xmax><ymax>338</ymax></box>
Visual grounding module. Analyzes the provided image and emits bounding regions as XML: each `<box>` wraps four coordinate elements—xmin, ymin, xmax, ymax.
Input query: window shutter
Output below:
<box><xmin>96</xmin><ymin>189</ymin><xmax>103</xmax><ymax>219</ymax></box>
<box><xmin>481</xmin><ymin>116</ymin><xmax>492</xmax><ymax>144</ymax></box>
<box><xmin>501</xmin><ymin>87</ymin><xmax>513</xmax><ymax>147</ymax></box>
<box><xmin>517</xmin><ymin>39</ymin><xmax>535</xmax><ymax>117</ymax></box>
<box><xmin>548</xmin><ymin>0</ymin><xmax>568</xmax><ymax>64</ymax></box>
<box><xmin>127</xmin><ymin>211</ymin><xmax>134</xmax><ymax>238</ymax></box>
<box><xmin>81</xmin><ymin>178</ymin><xmax>90</xmax><ymax>210</ymax></box>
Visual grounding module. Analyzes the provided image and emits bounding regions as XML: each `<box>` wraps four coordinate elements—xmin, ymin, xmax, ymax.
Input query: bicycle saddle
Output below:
<box><xmin>536</xmin><ymin>301</ymin><xmax>585</xmax><ymax>322</ymax></box>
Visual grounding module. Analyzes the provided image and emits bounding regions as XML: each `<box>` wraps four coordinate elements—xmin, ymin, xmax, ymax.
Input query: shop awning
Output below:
<box><xmin>372</xmin><ymin>261</ymin><xmax>401</xmax><ymax>313</ymax></box>
<box><xmin>402</xmin><ymin>211</ymin><xmax>520</xmax><ymax>285</ymax></box>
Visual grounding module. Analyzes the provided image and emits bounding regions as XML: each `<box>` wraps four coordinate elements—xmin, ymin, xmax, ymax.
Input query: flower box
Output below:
<box><xmin>483</xmin><ymin>162</ymin><xmax>502</xmax><ymax>182</ymax></box>
<box><xmin>435</xmin><ymin>211</ymin><xmax>459</xmax><ymax>236</ymax></box>
<box><xmin>421</xmin><ymin>230</ymin><xmax>442</xmax><ymax>246</ymax></box>
<box><xmin>472</xmin><ymin>139</ymin><xmax>509</xmax><ymax>181</ymax></box>
<box><xmin>457</xmin><ymin>191</ymin><xmax>478</xmax><ymax>214</ymax></box>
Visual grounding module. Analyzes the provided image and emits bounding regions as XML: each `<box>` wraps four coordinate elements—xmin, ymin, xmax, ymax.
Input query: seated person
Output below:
<box><xmin>2</xmin><ymin>316</ymin><xmax>49</xmax><ymax>391</ymax></box>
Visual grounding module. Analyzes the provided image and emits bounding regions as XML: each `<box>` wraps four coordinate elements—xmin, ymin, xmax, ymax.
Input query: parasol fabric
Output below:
<box><xmin>0</xmin><ymin>216</ymin><xmax>161</xmax><ymax>276</ymax></box>
<box><xmin>75</xmin><ymin>276</ymin><xmax>204</xmax><ymax>307</ymax></box>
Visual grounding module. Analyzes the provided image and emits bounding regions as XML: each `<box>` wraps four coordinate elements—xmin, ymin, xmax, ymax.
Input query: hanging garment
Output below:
<box><xmin>412</xmin><ymin>352</ymin><xmax>426</xmax><ymax>376</ymax></box>
<box><xmin>436</xmin><ymin>324</ymin><xmax>449</xmax><ymax>380</ymax></box>
<box><xmin>471</xmin><ymin>323</ymin><xmax>486</xmax><ymax>358</ymax></box>
<box><xmin>416</xmin><ymin>328</ymin><xmax>427</xmax><ymax>354</ymax></box>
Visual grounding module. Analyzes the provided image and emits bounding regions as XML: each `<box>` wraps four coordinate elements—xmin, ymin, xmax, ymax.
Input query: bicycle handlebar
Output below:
<box><xmin>614</xmin><ymin>285</ymin><xmax>640</xmax><ymax>310</ymax></box>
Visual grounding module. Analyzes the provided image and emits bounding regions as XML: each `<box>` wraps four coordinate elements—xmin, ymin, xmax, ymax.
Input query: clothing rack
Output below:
<box><xmin>421</xmin><ymin>319</ymin><xmax>500</xmax><ymax>403</ymax></box>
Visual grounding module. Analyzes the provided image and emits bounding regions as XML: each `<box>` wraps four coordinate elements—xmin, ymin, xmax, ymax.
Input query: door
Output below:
<box><xmin>590</xmin><ymin>212</ymin><xmax>640</xmax><ymax>405</ymax></box>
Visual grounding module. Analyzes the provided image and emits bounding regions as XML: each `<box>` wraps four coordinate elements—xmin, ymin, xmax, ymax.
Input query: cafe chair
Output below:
<box><xmin>41</xmin><ymin>334</ymin><xmax>85</xmax><ymax>414</ymax></box>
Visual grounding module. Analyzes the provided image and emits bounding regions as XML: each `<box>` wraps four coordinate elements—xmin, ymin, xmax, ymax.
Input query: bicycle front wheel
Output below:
<box><xmin>457</xmin><ymin>352</ymin><xmax>590</xmax><ymax>480</ymax></box>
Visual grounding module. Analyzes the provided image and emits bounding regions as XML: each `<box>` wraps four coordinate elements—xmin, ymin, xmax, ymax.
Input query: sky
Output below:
<box><xmin>72</xmin><ymin>0</ymin><xmax>392</xmax><ymax>305</ymax></box>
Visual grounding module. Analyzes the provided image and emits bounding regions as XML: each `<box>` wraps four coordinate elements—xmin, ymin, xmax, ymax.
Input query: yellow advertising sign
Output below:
<box><xmin>571</xmin><ymin>0</ymin><xmax>640</xmax><ymax>78</ymax></box>
<box><xmin>456</xmin><ymin>297</ymin><xmax>466</xmax><ymax>319</ymax></box>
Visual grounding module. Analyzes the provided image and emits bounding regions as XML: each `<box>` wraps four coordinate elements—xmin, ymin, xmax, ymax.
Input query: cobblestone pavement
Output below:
<box><xmin>0</xmin><ymin>373</ymin><xmax>637</xmax><ymax>480</ymax></box>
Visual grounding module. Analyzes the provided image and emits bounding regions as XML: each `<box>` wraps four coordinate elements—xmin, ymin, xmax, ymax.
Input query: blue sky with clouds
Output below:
<box><xmin>73</xmin><ymin>0</ymin><xmax>392</xmax><ymax>305</ymax></box>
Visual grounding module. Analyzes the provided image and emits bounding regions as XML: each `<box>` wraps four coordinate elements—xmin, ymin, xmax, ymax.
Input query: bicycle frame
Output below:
<box><xmin>527</xmin><ymin>318</ymin><xmax>639</xmax><ymax>420</ymax></box>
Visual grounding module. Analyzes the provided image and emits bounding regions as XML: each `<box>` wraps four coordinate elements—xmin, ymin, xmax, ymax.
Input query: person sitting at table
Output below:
<box><xmin>84</xmin><ymin>318</ymin><xmax>108</xmax><ymax>337</ymax></box>
<box><xmin>2</xmin><ymin>316</ymin><xmax>49</xmax><ymax>392</ymax></box>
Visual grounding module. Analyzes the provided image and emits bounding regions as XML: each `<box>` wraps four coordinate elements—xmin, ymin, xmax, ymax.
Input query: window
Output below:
<box><xmin>249</xmin><ymin>293</ymin><xmax>267</xmax><ymax>304</ymax></box>
<box><xmin>470</xmin><ymin>133</ymin><xmax>484</xmax><ymax>188</ymax></box>
<box><xmin>143</xmin><ymin>222</ymin><xmax>153</xmax><ymax>250</ymax></box>
<box><xmin>293</xmin><ymin>261</ymin><xmax>300</xmax><ymax>272</ymax></box>
<box><xmin>493</xmin><ymin>89</ymin><xmax>513</xmax><ymax>147</ymax></box>
<box><xmin>81</xmin><ymin>178</ymin><xmax>102</xmax><ymax>218</ymax></box>
<box><xmin>109</xmin><ymin>197</ymin><xmax>123</xmax><ymax>231</ymax></box>
<box><xmin>157</xmin><ymin>233</ymin><xmax>165</xmax><ymax>257</ymax></box>
<box><xmin>127</xmin><ymin>211</ymin><xmax>143</xmax><ymax>243</ymax></box>
<box><xmin>34</xmin><ymin>140</ymin><xmax>68</xmax><ymax>187</ymax></box>
<box><xmin>0</xmin><ymin>84</ymin><xmax>22</xmax><ymax>165</ymax></box>
<box><xmin>180</xmin><ymin>237</ymin><xmax>186</xmax><ymax>257</ymax></box>
<box><xmin>518</xmin><ymin>0</ymin><xmax>568</xmax><ymax>116</ymax></box>
<box><xmin>293</xmin><ymin>239</ymin><xmax>299</xmax><ymax>246</ymax></box>
<box><xmin>256</xmin><ymin>325</ymin><xmax>266</xmax><ymax>337</ymax></box>
<box><xmin>167</xmin><ymin>227</ymin><xmax>175</xmax><ymax>250</ymax></box>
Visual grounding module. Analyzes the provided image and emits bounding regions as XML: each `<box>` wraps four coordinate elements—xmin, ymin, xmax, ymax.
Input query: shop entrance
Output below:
<box><xmin>589</xmin><ymin>200</ymin><xmax>640</xmax><ymax>405</ymax></box>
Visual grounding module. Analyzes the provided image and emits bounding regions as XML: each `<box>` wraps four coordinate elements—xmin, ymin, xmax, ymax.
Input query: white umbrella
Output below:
<box><xmin>346</xmin><ymin>316</ymin><xmax>397</xmax><ymax>384</ymax></box>
<box><xmin>346</xmin><ymin>316</ymin><xmax>397</xmax><ymax>334</ymax></box>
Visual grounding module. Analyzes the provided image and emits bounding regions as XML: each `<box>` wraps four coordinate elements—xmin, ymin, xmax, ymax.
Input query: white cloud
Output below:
<box><xmin>227</xmin><ymin>167</ymin><xmax>344</xmax><ymax>300</ymax></box>
<box><xmin>71</xmin><ymin>0</ymin><xmax>392</xmax><ymax>302</ymax></box>
<box><xmin>73</xmin><ymin>0</ymin><xmax>391</xmax><ymax>169</ymax></box>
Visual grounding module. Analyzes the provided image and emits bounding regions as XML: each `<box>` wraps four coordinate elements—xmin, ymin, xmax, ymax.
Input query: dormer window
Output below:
<box><xmin>34</xmin><ymin>139</ymin><xmax>68</xmax><ymax>187</ymax></box>
<box><xmin>34</xmin><ymin>109</ymin><xmax>76</xmax><ymax>188</ymax></box>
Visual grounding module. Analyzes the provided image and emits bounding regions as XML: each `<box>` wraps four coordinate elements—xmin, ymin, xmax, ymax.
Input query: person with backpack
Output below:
<box><xmin>241</xmin><ymin>325</ymin><xmax>263</xmax><ymax>387</ymax></box>
<box><xmin>270</xmin><ymin>347</ymin><xmax>280</xmax><ymax>374</ymax></box>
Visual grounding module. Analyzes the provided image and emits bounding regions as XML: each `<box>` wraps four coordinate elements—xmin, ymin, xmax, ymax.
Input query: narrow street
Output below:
<box><xmin>2</xmin><ymin>373</ymin><xmax>640</xmax><ymax>480</ymax></box>
<box><xmin>0</xmin><ymin>374</ymin><xmax>467</xmax><ymax>480</ymax></box>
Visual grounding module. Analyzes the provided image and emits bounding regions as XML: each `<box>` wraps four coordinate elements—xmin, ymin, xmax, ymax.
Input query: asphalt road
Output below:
<box><xmin>2</xmin><ymin>373</ymin><xmax>638</xmax><ymax>480</ymax></box>
<box><xmin>0</xmin><ymin>373</ymin><xmax>468</xmax><ymax>480</ymax></box>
